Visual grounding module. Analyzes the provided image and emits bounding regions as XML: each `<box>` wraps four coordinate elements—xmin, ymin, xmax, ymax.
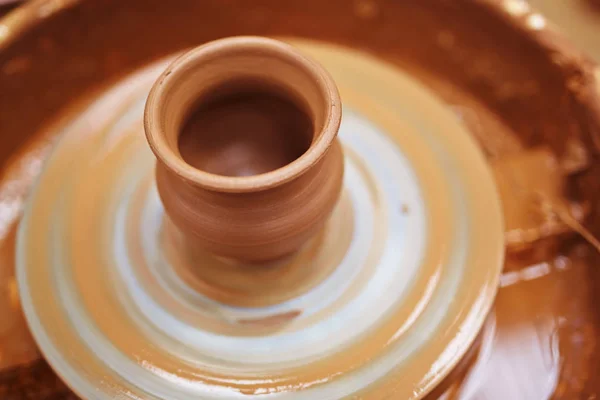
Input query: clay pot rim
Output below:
<box><xmin>143</xmin><ymin>36</ymin><xmax>342</xmax><ymax>193</ymax></box>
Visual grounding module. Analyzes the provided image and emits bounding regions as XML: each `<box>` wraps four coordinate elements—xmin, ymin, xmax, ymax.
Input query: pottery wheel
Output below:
<box><xmin>16</xmin><ymin>40</ymin><xmax>504</xmax><ymax>399</ymax></box>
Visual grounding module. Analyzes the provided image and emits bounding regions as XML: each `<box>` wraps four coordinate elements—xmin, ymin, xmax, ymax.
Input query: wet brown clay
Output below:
<box><xmin>3</xmin><ymin>0</ymin><xmax>600</xmax><ymax>398</ymax></box>
<box><xmin>144</xmin><ymin>37</ymin><xmax>344</xmax><ymax>262</ymax></box>
<box><xmin>178</xmin><ymin>88</ymin><xmax>313</xmax><ymax>177</ymax></box>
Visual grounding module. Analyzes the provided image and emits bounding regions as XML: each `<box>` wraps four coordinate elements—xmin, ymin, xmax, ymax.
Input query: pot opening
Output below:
<box><xmin>178</xmin><ymin>79</ymin><xmax>314</xmax><ymax>177</ymax></box>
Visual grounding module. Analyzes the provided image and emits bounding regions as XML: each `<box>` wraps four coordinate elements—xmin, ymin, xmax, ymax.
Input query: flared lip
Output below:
<box><xmin>143</xmin><ymin>36</ymin><xmax>342</xmax><ymax>193</ymax></box>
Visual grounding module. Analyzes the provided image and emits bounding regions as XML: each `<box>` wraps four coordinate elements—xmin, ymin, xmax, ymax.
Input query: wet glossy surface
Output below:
<box><xmin>13</xmin><ymin>42</ymin><xmax>503</xmax><ymax>399</ymax></box>
<box><xmin>0</xmin><ymin>66</ymin><xmax>597</xmax><ymax>400</ymax></box>
<box><xmin>1</xmin><ymin>0</ymin><xmax>600</xmax><ymax>398</ymax></box>
<box><xmin>3</xmin><ymin>172</ymin><xmax>600</xmax><ymax>399</ymax></box>
<box><xmin>432</xmin><ymin>247</ymin><xmax>600</xmax><ymax>399</ymax></box>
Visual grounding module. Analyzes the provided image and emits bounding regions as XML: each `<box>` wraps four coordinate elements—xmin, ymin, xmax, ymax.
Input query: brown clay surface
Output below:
<box><xmin>1</xmin><ymin>0</ymin><xmax>600</xmax><ymax>398</ymax></box>
<box><xmin>179</xmin><ymin>90</ymin><xmax>312</xmax><ymax>177</ymax></box>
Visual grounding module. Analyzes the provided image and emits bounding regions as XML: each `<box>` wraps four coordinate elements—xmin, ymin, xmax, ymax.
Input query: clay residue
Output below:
<box><xmin>237</xmin><ymin>310</ymin><xmax>302</xmax><ymax>328</ymax></box>
<box><xmin>0</xmin><ymin>224</ymin><xmax>39</xmax><ymax>371</ymax></box>
<box><xmin>491</xmin><ymin>147</ymin><xmax>588</xmax><ymax>253</ymax></box>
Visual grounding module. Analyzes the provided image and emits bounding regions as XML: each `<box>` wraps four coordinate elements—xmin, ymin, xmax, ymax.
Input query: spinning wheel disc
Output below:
<box><xmin>17</xmin><ymin>40</ymin><xmax>504</xmax><ymax>399</ymax></box>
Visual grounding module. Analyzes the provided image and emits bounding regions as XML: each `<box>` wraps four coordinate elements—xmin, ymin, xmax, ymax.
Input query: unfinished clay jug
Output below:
<box><xmin>145</xmin><ymin>37</ymin><xmax>344</xmax><ymax>262</ymax></box>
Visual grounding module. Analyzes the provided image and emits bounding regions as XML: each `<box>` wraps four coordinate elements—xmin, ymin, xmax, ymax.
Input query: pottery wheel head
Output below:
<box><xmin>17</xmin><ymin>39</ymin><xmax>504</xmax><ymax>399</ymax></box>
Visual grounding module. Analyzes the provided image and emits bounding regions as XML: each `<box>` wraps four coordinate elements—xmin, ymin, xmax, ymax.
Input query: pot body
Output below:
<box><xmin>156</xmin><ymin>139</ymin><xmax>344</xmax><ymax>262</ymax></box>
